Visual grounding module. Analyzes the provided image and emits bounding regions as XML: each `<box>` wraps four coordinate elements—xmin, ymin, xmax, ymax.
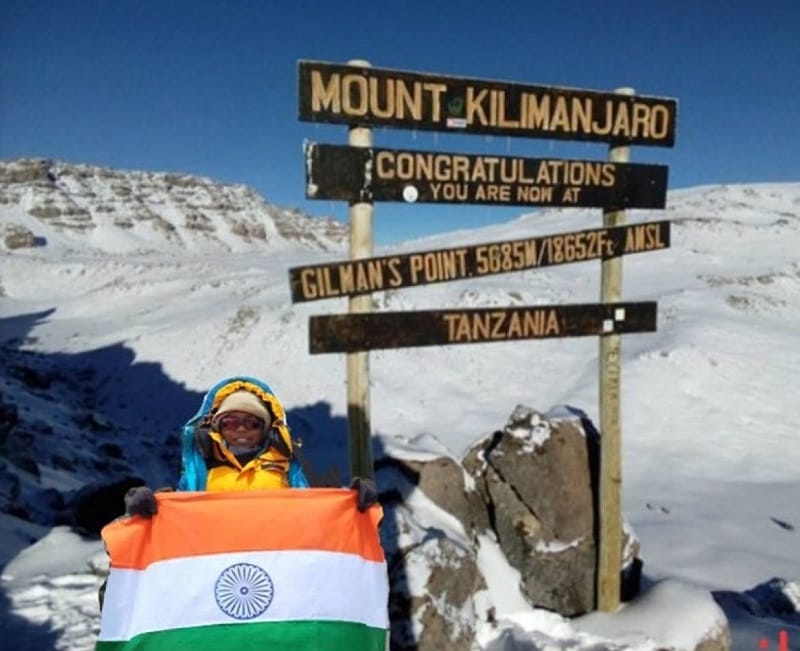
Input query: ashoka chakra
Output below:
<box><xmin>214</xmin><ymin>562</ymin><xmax>274</xmax><ymax>620</ymax></box>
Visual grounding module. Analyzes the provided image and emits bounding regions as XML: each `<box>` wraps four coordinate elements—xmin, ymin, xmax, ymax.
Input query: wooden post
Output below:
<box><xmin>346</xmin><ymin>59</ymin><xmax>375</xmax><ymax>481</ymax></box>
<box><xmin>597</xmin><ymin>87</ymin><xmax>634</xmax><ymax>613</ymax></box>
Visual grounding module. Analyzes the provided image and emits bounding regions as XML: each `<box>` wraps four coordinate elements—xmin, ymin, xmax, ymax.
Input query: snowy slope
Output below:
<box><xmin>1</xmin><ymin>167</ymin><xmax>799</xmax><ymax>650</ymax></box>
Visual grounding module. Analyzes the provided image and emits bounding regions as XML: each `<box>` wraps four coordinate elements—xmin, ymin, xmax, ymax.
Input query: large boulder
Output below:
<box><xmin>375</xmin><ymin>403</ymin><xmax>644</xmax><ymax>648</ymax></box>
<box><xmin>463</xmin><ymin>405</ymin><xmax>598</xmax><ymax>615</ymax></box>
<box><xmin>465</xmin><ymin>405</ymin><xmax>642</xmax><ymax>615</ymax></box>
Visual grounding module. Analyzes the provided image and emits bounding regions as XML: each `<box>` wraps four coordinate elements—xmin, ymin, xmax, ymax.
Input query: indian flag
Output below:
<box><xmin>96</xmin><ymin>489</ymin><xmax>388</xmax><ymax>650</ymax></box>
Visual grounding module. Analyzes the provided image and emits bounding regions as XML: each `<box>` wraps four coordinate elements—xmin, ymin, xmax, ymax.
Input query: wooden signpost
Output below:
<box><xmin>310</xmin><ymin>302</ymin><xmax>657</xmax><ymax>354</ymax></box>
<box><xmin>299</xmin><ymin>61</ymin><xmax>677</xmax><ymax>146</ymax></box>
<box><xmin>597</xmin><ymin>91</ymin><xmax>633</xmax><ymax>612</ymax></box>
<box><xmin>296</xmin><ymin>59</ymin><xmax>677</xmax><ymax>614</ymax></box>
<box><xmin>344</xmin><ymin>64</ymin><xmax>375</xmax><ymax>488</ymax></box>
<box><xmin>305</xmin><ymin>143</ymin><xmax>669</xmax><ymax>209</ymax></box>
<box><xmin>289</xmin><ymin>221</ymin><xmax>670</xmax><ymax>302</ymax></box>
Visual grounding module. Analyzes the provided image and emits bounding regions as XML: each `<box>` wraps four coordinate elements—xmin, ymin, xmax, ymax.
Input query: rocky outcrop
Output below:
<box><xmin>2</xmin><ymin>223</ymin><xmax>38</xmax><ymax>249</ymax></box>
<box><xmin>377</xmin><ymin>404</ymin><xmax>644</xmax><ymax>650</ymax></box>
<box><xmin>378</xmin><ymin>456</ymin><xmax>488</xmax><ymax>651</ymax></box>
<box><xmin>0</xmin><ymin>158</ymin><xmax>348</xmax><ymax>253</ymax></box>
<box><xmin>476</xmin><ymin>404</ymin><xmax>645</xmax><ymax>615</ymax></box>
<box><xmin>464</xmin><ymin>406</ymin><xmax>598</xmax><ymax>615</ymax></box>
<box><xmin>463</xmin><ymin>405</ymin><xmax>640</xmax><ymax>616</ymax></box>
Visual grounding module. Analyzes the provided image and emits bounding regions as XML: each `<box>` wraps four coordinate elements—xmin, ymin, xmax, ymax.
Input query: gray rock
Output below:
<box><xmin>377</xmin><ymin>403</ymin><xmax>649</xmax><ymax>646</ymax></box>
<box><xmin>3</xmin><ymin>224</ymin><xmax>37</xmax><ymax>250</ymax></box>
<box><xmin>463</xmin><ymin>406</ymin><xmax>598</xmax><ymax>615</ymax></box>
<box><xmin>377</xmin><ymin>457</ymin><xmax>487</xmax><ymax>651</ymax></box>
<box><xmin>392</xmin><ymin>455</ymin><xmax>473</xmax><ymax>529</ymax></box>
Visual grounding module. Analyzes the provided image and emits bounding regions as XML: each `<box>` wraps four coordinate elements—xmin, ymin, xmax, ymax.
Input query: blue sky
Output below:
<box><xmin>2</xmin><ymin>0</ymin><xmax>798</xmax><ymax>245</ymax></box>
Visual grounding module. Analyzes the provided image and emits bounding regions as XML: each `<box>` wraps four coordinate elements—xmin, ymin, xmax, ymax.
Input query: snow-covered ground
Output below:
<box><xmin>1</xmin><ymin>177</ymin><xmax>799</xmax><ymax>650</ymax></box>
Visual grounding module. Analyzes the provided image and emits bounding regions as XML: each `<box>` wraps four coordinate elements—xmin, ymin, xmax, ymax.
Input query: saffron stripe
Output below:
<box><xmin>95</xmin><ymin>619</ymin><xmax>386</xmax><ymax>651</ymax></box>
<box><xmin>101</xmin><ymin>488</ymin><xmax>384</xmax><ymax>567</ymax></box>
<box><xmin>98</xmin><ymin>550</ymin><xmax>388</xmax><ymax>639</ymax></box>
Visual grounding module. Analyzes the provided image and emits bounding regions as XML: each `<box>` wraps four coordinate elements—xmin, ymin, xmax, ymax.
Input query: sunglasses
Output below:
<box><xmin>216</xmin><ymin>414</ymin><xmax>265</xmax><ymax>431</ymax></box>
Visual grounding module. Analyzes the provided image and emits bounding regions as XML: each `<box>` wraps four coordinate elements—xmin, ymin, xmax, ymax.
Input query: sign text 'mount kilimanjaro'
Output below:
<box><xmin>310</xmin><ymin>302</ymin><xmax>657</xmax><ymax>353</ymax></box>
<box><xmin>305</xmin><ymin>143</ymin><xmax>668</xmax><ymax>208</ymax></box>
<box><xmin>298</xmin><ymin>61</ymin><xmax>677</xmax><ymax>146</ymax></box>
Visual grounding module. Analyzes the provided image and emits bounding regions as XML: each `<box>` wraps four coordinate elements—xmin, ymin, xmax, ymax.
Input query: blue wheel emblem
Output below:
<box><xmin>214</xmin><ymin>563</ymin><xmax>274</xmax><ymax>620</ymax></box>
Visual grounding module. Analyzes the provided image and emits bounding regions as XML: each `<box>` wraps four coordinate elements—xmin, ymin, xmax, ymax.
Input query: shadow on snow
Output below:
<box><xmin>0</xmin><ymin>308</ymin><xmax>357</xmax><ymax>649</ymax></box>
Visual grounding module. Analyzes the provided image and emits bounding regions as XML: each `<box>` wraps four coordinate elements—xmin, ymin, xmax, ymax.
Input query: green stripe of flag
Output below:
<box><xmin>95</xmin><ymin>619</ymin><xmax>387</xmax><ymax>651</ymax></box>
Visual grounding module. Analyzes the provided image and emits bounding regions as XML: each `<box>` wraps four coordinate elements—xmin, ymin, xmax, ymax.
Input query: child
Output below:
<box><xmin>125</xmin><ymin>375</ymin><xmax>376</xmax><ymax>514</ymax></box>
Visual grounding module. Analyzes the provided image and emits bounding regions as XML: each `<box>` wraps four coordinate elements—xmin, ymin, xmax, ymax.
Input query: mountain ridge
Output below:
<box><xmin>0</xmin><ymin>158</ymin><xmax>348</xmax><ymax>254</ymax></box>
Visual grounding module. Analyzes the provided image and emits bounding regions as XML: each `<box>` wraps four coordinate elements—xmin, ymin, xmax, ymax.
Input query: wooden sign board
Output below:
<box><xmin>289</xmin><ymin>221</ymin><xmax>669</xmax><ymax>302</ymax></box>
<box><xmin>305</xmin><ymin>143</ymin><xmax>668</xmax><ymax>209</ymax></box>
<box><xmin>298</xmin><ymin>60</ymin><xmax>677</xmax><ymax>146</ymax></box>
<box><xmin>310</xmin><ymin>302</ymin><xmax>657</xmax><ymax>354</ymax></box>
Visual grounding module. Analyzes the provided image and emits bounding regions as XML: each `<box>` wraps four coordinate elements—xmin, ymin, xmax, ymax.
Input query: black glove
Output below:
<box><xmin>350</xmin><ymin>477</ymin><xmax>378</xmax><ymax>513</ymax></box>
<box><xmin>124</xmin><ymin>486</ymin><xmax>157</xmax><ymax>518</ymax></box>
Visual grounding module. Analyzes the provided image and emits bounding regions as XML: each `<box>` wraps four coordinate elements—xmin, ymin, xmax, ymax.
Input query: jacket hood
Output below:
<box><xmin>178</xmin><ymin>376</ymin><xmax>308</xmax><ymax>491</ymax></box>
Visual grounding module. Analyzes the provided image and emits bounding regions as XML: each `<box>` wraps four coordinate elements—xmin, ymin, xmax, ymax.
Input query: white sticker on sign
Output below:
<box><xmin>403</xmin><ymin>185</ymin><xmax>419</xmax><ymax>203</ymax></box>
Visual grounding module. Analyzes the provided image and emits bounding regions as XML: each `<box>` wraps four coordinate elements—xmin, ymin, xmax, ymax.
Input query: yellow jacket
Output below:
<box><xmin>204</xmin><ymin>430</ymin><xmax>290</xmax><ymax>491</ymax></box>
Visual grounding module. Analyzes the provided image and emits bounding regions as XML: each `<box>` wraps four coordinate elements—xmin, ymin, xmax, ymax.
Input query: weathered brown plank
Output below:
<box><xmin>289</xmin><ymin>221</ymin><xmax>670</xmax><ymax>302</ymax></box>
<box><xmin>298</xmin><ymin>60</ymin><xmax>677</xmax><ymax>146</ymax></box>
<box><xmin>309</xmin><ymin>302</ymin><xmax>657</xmax><ymax>354</ymax></box>
<box><xmin>304</xmin><ymin>143</ymin><xmax>669</xmax><ymax>209</ymax></box>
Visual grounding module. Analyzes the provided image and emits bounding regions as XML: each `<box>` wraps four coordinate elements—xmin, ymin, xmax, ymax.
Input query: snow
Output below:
<box><xmin>2</xmin><ymin>527</ymin><xmax>104</xmax><ymax>587</ymax></box>
<box><xmin>474</xmin><ymin>533</ymin><xmax>532</xmax><ymax>616</ymax></box>
<box><xmin>1</xmin><ymin>176</ymin><xmax>799</xmax><ymax>650</ymax></box>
